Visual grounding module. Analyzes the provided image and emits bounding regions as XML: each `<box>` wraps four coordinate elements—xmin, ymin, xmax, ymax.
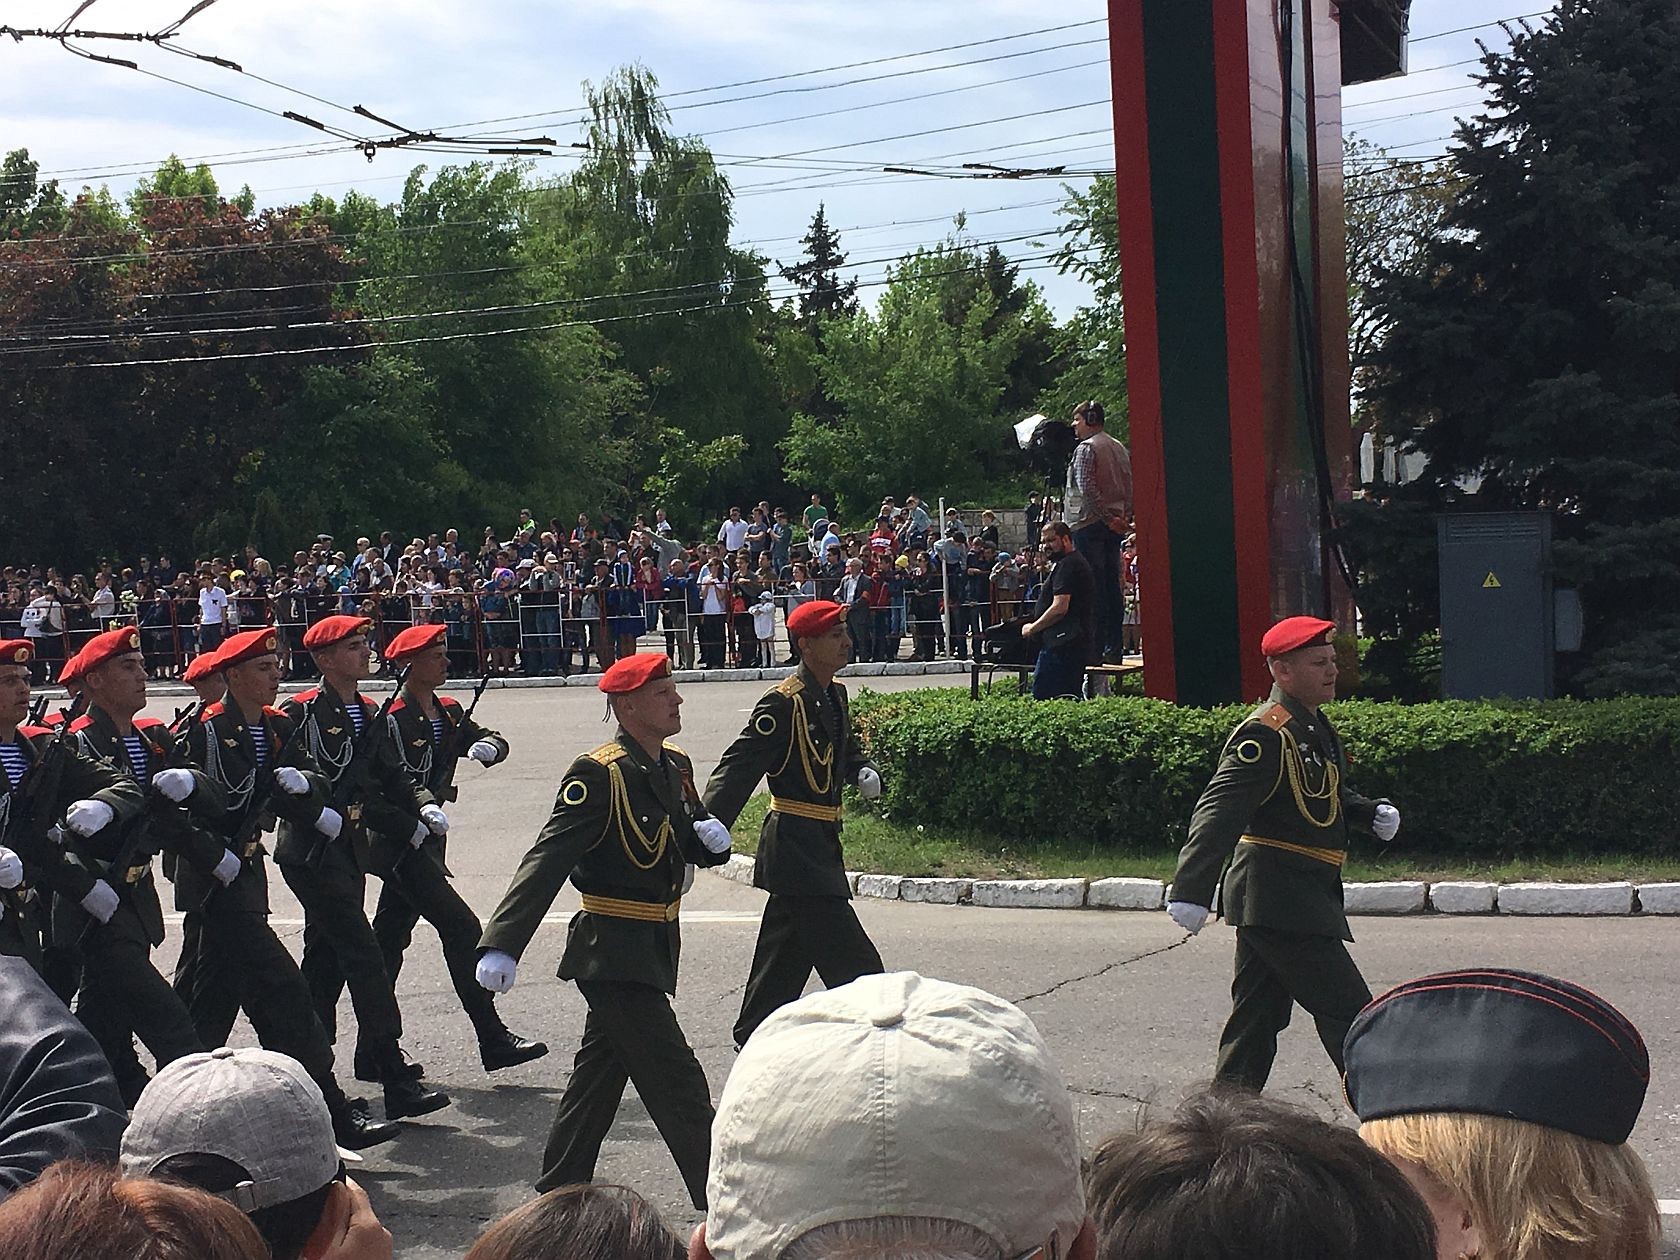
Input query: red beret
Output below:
<box><xmin>383</xmin><ymin>623</ymin><xmax>447</xmax><ymax>662</ymax></box>
<box><xmin>182</xmin><ymin>648</ymin><xmax>224</xmax><ymax>682</ymax></box>
<box><xmin>302</xmin><ymin>615</ymin><xmax>372</xmax><ymax>650</ymax></box>
<box><xmin>597</xmin><ymin>652</ymin><xmax>672</xmax><ymax>695</ymax></box>
<box><xmin>1260</xmin><ymin>616</ymin><xmax>1336</xmax><ymax>657</ymax></box>
<box><xmin>786</xmin><ymin>600</ymin><xmax>843</xmax><ymax>639</ymax></box>
<box><xmin>0</xmin><ymin>639</ymin><xmax>33</xmax><ymax>666</ymax></box>
<box><xmin>218</xmin><ymin>627</ymin><xmax>281</xmax><ymax>669</ymax></box>
<box><xmin>77</xmin><ymin>627</ymin><xmax>144</xmax><ymax>676</ymax></box>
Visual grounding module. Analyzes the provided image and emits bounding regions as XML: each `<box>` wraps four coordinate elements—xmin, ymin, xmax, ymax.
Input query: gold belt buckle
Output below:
<box><xmin>241</xmin><ymin>840</ymin><xmax>263</xmax><ymax>859</ymax></box>
<box><xmin>345</xmin><ymin>804</ymin><xmax>364</xmax><ymax>823</ymax></box>
<box><xmin>124</xmin><ymin>864</ymin><xmax>148</xmax><ymax>884</ymax></box>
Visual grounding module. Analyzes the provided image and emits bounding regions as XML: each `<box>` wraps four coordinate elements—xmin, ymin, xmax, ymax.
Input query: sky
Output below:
<box><xmin>0</xmin><ymin>0</ymin><xmax>1554</xmax><ymax>317</ymax></box>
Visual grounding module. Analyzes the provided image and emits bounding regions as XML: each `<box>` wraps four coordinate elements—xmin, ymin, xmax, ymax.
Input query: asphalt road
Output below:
<box><xmin>137</xmin><ymin>678</ymin><xmax>1680</xmax><ymax>1258</ymax></box>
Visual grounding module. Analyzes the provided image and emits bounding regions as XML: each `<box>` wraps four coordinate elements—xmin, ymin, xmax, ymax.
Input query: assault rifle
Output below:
<box><xmin>392</xmin><ymin>670</ymin><xmax>489</xmax><ymax>877</ymax></box>
<box><xmin>305</xmin><ymin>667</ymin><xmax>411</xmax><ymax>870</ymax></box>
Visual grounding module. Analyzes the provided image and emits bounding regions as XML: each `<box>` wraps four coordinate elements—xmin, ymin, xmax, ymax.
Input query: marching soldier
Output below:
<box><xmin>0</xmin><ymin>638</ymin><xmax>146</xmax><ymax>983</ymax></box>
<box><xmin>178</xmin><ymin>646</ymin><xmax>228</xmax><ymax>712</ymax></box>
<box><xmin>1167</xmin><ymin>616</ymin><xmax>1401</xmax><ymax>1090</ymax></box>
<box><xmin>476</xmin><ymin>653</ymin><xmax>732</xmax><ymax>1205</ymax></box>
<box><xmin>39</xmin><ymin>646</ymin><xmax>87</xmax><ymax>729</ymax></box>
<box><xmin>333</xmin><ymin>623</ymin><xmax>547</xmax><ymax>1077</ymax></box>
<box><xmin>64</xmin><ymin>627</ymin><xmax>215</xmax><ymax>1104</ymax></box>
<box><xmin>278</xmin><ymin>615</ymin><xmax>449</xmax><ymax>1121</ymax></box>
<box><xmin>173</xmin><ymin>626</ymin><xmax>399</xmax><ymax>1148</ymax></box>
<box><xmin>704</xmin><ymin>599</ymin><xmax>886</xmax><ymax>1047</ymax></box>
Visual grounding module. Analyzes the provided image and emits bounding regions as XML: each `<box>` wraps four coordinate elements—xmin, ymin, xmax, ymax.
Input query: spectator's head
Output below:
<box><xmin>1072</xmin><ymin>400</ymin><xmax>1106</xmax><ymax>433</ymax></box>
<box><xmin>700</xmin><ymin>972</ymin><xmax>1090</xmax><ymax>1260</ymax></box>
<box><xmin>1085</xmin><ymin>1088</ymin><xmax>1435</xmax><ymax>1260</ymax></box>
<box><xmin>468</xmin><ymin>1184</ymin><xmax>681</xmax><ymax>1260</ymax></box>
<box><xmin>1348</xmin><ymin>969</ymin><xmax>1659</xmax><ymax>1260</ymax></box>
<box><xmin>1043</xmin><ymin>521</ymin><xmax>1073</xmax><ymax>556</ymax></box>
<box><xmin>810</xmin><ymin>492</ymin><xmax>822</xmax><ymax>504</ymax></box>
<box><xmin>1260</xmin><ymin>616</ymin><xmax>1338</xmax><ymax>710</ymax></box>
<box><xmin>120</xmin><ymin>1047</ymin><xmax>387</xmax><ymax>1260</ymax></box>
<box><xmin>774</xmin><ymin>508</ymin><xmax>788</xmax><ymax>523</ymax></box>
<box><xmin>0</xmin><ymin>1162</ymin><xmax>270</xmax><ymax>1260</ymax></box>
<box><xmin>670</xmin><ymin>559</ymin><xmax>688</xmax><ymax>576</ymax></box>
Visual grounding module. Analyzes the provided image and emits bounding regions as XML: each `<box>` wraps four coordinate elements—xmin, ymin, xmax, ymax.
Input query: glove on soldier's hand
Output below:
<box><xmin>80</xmin><ymin>879</ymin><xmax>119</xmax><ymax>924</ymax></box>
<box><xmin>0</xmin><ymin>847</ymin><xmax>22</xmax><ymax>891</ymax></box>
<box><xmin>1166</xmin><ymin>901</ymin><xmax>1209</xmax><ymax>935</ymax></box>
<box><xmin>468</xmin><ymin>740</ymin><xmax>499</xmax><ymax>765</ymax></box>
<box><xmin>315</xmin><ymin>806</ymin><xmax>344</xmax><ymax>839</ymax></box>
<box><xmin>212</xmin><ymin>849</ymin><xmax>243</xmax><ymax>886</ymax></box>
<box><xmin>65</xmin><ymin>800</ymin><xmax>115</xmax><ymax>837</ymax></box>
<box><xmin>420</xmin><ymin>805</ymin><xmax>450</xmax><ymax>836</ymax></box>
<box><xmin>1373</xmin><ymin>804</ymin><xmax>1401</xmax><ymax>843</ymax></box>
<box><xmin>476</xmin><ymin>950</ymin><xmax>517</xmax><ymax>993</ymax></box>
<box><xmin>152</xmin><ymin>768</ymin><xmax>195</xmax><ymax>802</ymax></box>
<box><xmin>856</xmin><ymin>766</ymin><xmax>883</xmax><ymax>801</ymax></box>
<box><xmin>694</xmin><ymin>818</ymin><xmax>732</xmax><ymax>855</ymax></box>
<box><xmin>274</xmin><ymin>767</ymin><xmax>310</xmax><ymax>796</ymax></box>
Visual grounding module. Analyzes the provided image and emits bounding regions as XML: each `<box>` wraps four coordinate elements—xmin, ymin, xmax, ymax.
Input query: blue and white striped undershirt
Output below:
<box><xmin>430</xmin><ymin>716</ymin><xmax>446</xmax><ymax>748</ymax></box>
<box><xmin>247</xmin><ymin>724</ymin><xmax>270</xmax><ymax>769</ymax></box>
<box><xmin>0</xmin><ymin>739</ymin><xmax>29</xmax><ymax>788</ymax></box>
<box><xmin>122</xmin><ymin>733</ymin><xmax>150</xmax><ymax>780</ymax></box>
<box><xmin>347</xmin><ymin>702</ymin><xmax>365</xmax><ymax>737</ymax></box>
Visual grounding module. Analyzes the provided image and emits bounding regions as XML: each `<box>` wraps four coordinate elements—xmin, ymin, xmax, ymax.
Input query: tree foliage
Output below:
<box><xmin>1041</xmin><ymin>175</ymin><xmax>1126</xmax><ymax>432</ymax></box>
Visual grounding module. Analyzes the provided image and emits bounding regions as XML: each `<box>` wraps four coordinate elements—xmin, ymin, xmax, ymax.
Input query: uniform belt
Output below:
<box><xmin>1239</xmin><ymin>834</ymin><xmax>1346</xmax><ymax>867</ymax></box>
<box><xmin>770</xmin><ymin>796</ymin><xmax>844</xmax><ymax>823</ymax></box>
<box><xmin>579</xmin><ymin>894</ymin><xmax>681</xmax><ymax>923</ymax></box>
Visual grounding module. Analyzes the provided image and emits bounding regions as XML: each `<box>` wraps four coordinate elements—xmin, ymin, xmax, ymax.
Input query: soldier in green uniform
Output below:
<box><xmin>476</xmin><ymin>652</ymin><xmax>732</xmax><ymax>1206</ymax></box>
<box><xmin>353</xmin><ymin>622</ymin><xmax>546</xmax><ymax>1076</ymax></box>
<box><xmin>0</xmin><ymin>638</ymin><xmax>146</xmax><ymax>981</ymax></box>
<box><xmin>279</xmin><ymin>615</ymin><xmax>447</xmax><ymax>1121</ymax></box>
<box><xmin>64</xmin><ymin>627</ymin><xmax>217</xmax><ymax>1105</ymax></box>
<box><xmin>703</xmin><ymin>599</ymin><xmax>885</xmax><ymax>1048</ymax></box>
<box><xmin>172</xmin><ymin>627</ymin><xmax>399</xmax><ymax>1148</ymax></box>
<box><xmin>1168</xmin><ymin>616</ymin><xmax>1401</xmax><ymax>1090</ymax></box>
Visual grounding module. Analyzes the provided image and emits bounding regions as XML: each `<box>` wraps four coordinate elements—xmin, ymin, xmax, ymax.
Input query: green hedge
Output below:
<box><xmin>850</xmin><ymin>690</ymin><xmax>1680</xmax><ymax>857</ymax></box>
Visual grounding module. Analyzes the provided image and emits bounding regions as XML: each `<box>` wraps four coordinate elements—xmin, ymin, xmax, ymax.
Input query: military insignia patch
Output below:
<box><xmin>1236</xmin><ymin>739</ymin><xmax>1263</xmax><ymax>764</ymax></box>
<box><xmin>561</xmin><ymin>779</ymin><xmax>588</xmax><ymax>806</ymax></box>
<box><xmin>754</xmin><ymin>713</ymin><xmax>777</xmax><ymax>736</ymax></box>
<box><xmin>327</xmin><ymin>727</ymin><xmax>342</xmax><ymax>736</ymax></box>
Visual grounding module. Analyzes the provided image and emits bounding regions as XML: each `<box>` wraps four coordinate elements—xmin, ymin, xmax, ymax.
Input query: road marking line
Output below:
<box><xmin>1659</xmin><ymin>1199</ymin><xmax>1680</xmax><ymax>1215</ymax></box>
<box><xmin>161</xmin><ymin>912</ymin><xmax>759</xmax><ymax>926</ymax></box>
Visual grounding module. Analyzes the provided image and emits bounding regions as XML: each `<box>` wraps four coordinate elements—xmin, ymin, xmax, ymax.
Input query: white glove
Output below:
<box><xmin>476</xmin><ymin>950</ymin><xmax>517</xmax><ymax>994</ymax></box>
<box><xmin>1373</xmin><ymin>804</ymin><xmax>1401</xmax><ymax>843</ymax></box>
<box><xmin>694</xmin><ymin>817</ymin><xmax>732</xmax><ymax>855</ymax></box>
<box><xmin>408</xmin><ymin>820</ymin><xmax>429</xmax><ymax>849</ymax></box>
<box><xmin>65</xmin><ymin>799</ymin><xmax>115</xmax><ymax>837</ymax></box>
<box><xmin>0</xmin><ymin>847</ymin><xmax>22</xmax><ymax>891</ymax></box>
<box><xmin>152</xmin><ymin>768</ymin><xmax>195</xmax><ymax>802</ymax></box>
<box><xmin>420</xmin><ymin>805</ymin><xmax>450</xmax><ymax>836</ymax></box>
<box><xmin>274</xmin><ymin>766</ymin><xmax>310</xmax><ymax>797</ymax></box>
<box><xmin>1167</xmin><ymin>900</ymin><xmax>1209</xmax><ymax>935</ymax></box>
<box><xmin>80</xmin><ymin>879</ymin><xmax>120</xmax><ymax>923</ymax></box>
<box><xmin>856</xmin><ymin>766</ymin><xmax>883</xmax><ymax>801</ymax></box>
<box><xmin>314</xmin><ymin>806</ymin><xmax>343</xmax><ymax>839</ymax></box>
<box><xmin>468</xmin><ymin>740</ymin><xmax>499</xmax><ymax>765</ymax></box>
<box><xmin>212</xmin><ymin>849</ymin><xmax>243</xmax><ymax>886</ymax></box>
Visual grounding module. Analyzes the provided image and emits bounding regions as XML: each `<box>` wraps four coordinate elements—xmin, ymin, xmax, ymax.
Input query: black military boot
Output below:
<box><xmin>322</xmin><ymin>1084</ymin><xmax>401</xmax><ymax>1149</ymax></box>
<box><xmin>478</xmin><ymin>1025</ymin><xmax>549</xmax><ymax>1073</ymax></box>
<box><xmin>353</xmin><ymin>1043</ymin><xmax>425</xmax><ymax>1083</ymax></box>
<box><xmin>367</xmin><ymin>1043</ymin><xmax>450</xmax><ymax>1119</ymax></box>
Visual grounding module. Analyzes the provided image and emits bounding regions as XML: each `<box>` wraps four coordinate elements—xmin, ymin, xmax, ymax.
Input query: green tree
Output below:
<box><xmin>1042</xmin><ymin>176</ymin><xmax>1126</xmax><ymax>431</ymax></box>
<box><xmin>0</xmin><ymin>148</ymin><xmax>67</xmax><ymax>238</ymax></box>
<box><xmin>127</xmin><ymin>154</ymin><xmax>221</xmax><ymax>218</ymax></box>
<box><xmin>779</xmin><ymin>204</ymin><xmax>858</xmax><ymax>331</ymax></box>
<box><xmin>1367</xmin><ymin>0</ymin><xmax>1680</xmax><ymax>695</ymax></box>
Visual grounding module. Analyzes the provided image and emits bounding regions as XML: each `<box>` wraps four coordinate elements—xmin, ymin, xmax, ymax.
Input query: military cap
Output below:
<box><xmin>218</xmin><ymin>627</ymin><xmax>281</xmax><ymax>670</ymax></box>
<box><xmin>1344</xmin><ymin>968</ymin><xmax>1649</xmax><ymax>1145</ymax></box>
<box><xmin>383</xmin><ymin>622</ymin><xmax>446</xmax><ymax>662</ymax></box>
<box><xmin>0</xmin><ymin>639</ymin><xmax>33</xmax><ymax>665</ymax></box>
<box><xmin>57</xmin><ymin>647</ymin><xmax>87</xmax><ymax>685</ymax></box>
<box><xmin>77</xmin><ymin>626</ymin><xmax>144</xmax><ymax>675</ymax></box>
<box><xmin>301</xmin><ymin>615</ymin><xmax>372</xmax><ymax>650</ymax></box>
<box><xmin>182</xmin><ymin>647</ymin><xmax>224</xmax><ymax>682</ymax></box>
<box><xmin>597</xmin><ymin>652</ymin><xmax>672</xmax><ymax>694</ymax></box>
<box><xmin>1260</xmin><ymin>615</ymin><xmax>1336</xmax><ymax>657</ymax></box>
<box><xmin>786</xmin><ymin>600</ymin><xmax>844</xmax><ymax>639</ymax></box>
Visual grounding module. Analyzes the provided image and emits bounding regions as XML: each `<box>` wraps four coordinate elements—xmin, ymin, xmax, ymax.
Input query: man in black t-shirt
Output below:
<box><xmin>1021</xmin><ymin>521</ymin><xmax>1094</xmax><ymax>700</ymax></box>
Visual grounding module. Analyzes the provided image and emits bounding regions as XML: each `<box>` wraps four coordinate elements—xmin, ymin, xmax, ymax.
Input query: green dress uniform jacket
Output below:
<box><xmin>276</xmin><ymin>688</ymin><xmax>424</xmax><ymax>873</ymax></box>
<box><xmin>1171</xmin><ymin>686</ymin><xmax>1383</xmax><ymax>942</ymax></box>
<box><xmin>69</xmin><ymin>706</ymin><xmax>228</xmax><ymax>946</ymax></box>
<box><xmin>2</xmin><ymin>727</ymin><xmax>147</xmax><ymax>906</ymax></box>
<box><xmin>175</xmin><ymin>701</ymin><xmax>328</xmax><ymax>914</ymax></box>
<box><xmin>703</xmin><ymin>667</ymin><xmax>871</xmax><ymax>897</ymax></box>
<box><xmin>371</xmin><ymin>693</ymin><xmax>508</xmax><ymax>874</ymax></box>
<box><xmin>480</xmin><ymin>732</ymin><xmax>725</xmax><ymax>995</ymax></box>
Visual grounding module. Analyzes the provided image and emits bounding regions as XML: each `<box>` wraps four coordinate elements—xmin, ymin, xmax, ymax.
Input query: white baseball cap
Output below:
<box><xmin>706</xmin><ymin>972</ymin><xmax>1085</xmax><ymax>1260</ymax></box>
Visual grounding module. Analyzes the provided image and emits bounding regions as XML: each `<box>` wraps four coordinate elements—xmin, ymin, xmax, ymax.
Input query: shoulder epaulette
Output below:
<box><xmin>292</xmin><ymin>688</ymin><xmax>320</xmax><ymax>704</ymax></box>
<box><xmin>438</xmin><ymin>695</ymin><xmax>461</xmax><ymax>710</ymax></box>
<box><xmin>662</xmin><ymin>739</ymin><xmax>688</xmax><ymax>758</ymax></box>
<box><xmin>774</xmin><ymin>674</ymin><xmax>804</xmax><ymax>697</ymax></box>
<box><xmin>358</xmin><ymin>693</ymin><xmax>375</xmax><ymax>708</ymax></box>
<box><xmin>42</xmin><ymin>712</ymin><xmax>65</xmax><ymax>729</ymax></box>
<box><xmin>201</xmin><ymin>702</ymin><xmax>225</xmax><ymax>721</ymax></box>
<box><xmin>586</xmin><ymin>742</ymin><xmax>627</xmax><ymax>765</ymax></box>
<box><xmin>1253</xmin><ymin>704</ymin><xmax>1292</xmax><ymax>732</ymax></box>
<box><xmin>19</xmin><ymin>724</ymin><xmax>52</xmax><ymax>740</ymax></box>
<box><xmin>389</xmin><ymin>697</ymin><xmax>409</xmax><ymax>714</ymax></box>
<box><xmin>134</xmin><ymin>716</ymin><xmax>164</xmax><ymax>730</ymax></box>
<box><xmin>69</xmin><ymin>715</ymin><xmax>95</xmax><ymax>733</ymax></box>
<box><xmin>262</xmin><ymin>704</ymin><xmax>288</xmax><ymax>718</ymax></box>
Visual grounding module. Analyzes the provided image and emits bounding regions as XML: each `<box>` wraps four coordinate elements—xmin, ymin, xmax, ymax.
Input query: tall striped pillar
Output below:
<box><xmin>1110</xmin><ymin>0</ymin><xmax>1356</xmax><ymax>705</ymax></box>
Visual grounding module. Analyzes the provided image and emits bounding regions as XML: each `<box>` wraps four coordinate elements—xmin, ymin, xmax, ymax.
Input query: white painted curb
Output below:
<box><xmin>1498</xmin><ymin>882</ymin><xmax>1635</xmax><ymax>916</ymax></box>
<box><xmin>1635</xmin><ymin>883</ymin><xmax>1680</xmax><ymax>914</ymax></box>
<box><xmin>1343</xmin><ymin>881</ymin><xmax>1429</xmax><ymax>915</ymax></box>
<box><xmin>971</xmin><ymin>878</ymin><xmax>1088</xmax><ymax>909</ymax></box>
<box><xmin>1087</xmin><ymin>877</ymin><xmax>1166</xmax><ymax>910</ymax></box>
<box><xmin>1428</xmin><ymin>881</ymin><xmax>1498</xmax><ymax>914</ymax></box>
<box><xmin>899</xmin><ymin>877</ymin><xmax>973</xmax><ymax>904</ymax></box>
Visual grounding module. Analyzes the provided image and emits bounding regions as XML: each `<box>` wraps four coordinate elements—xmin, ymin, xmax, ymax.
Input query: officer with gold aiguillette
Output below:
<box><xmin>1167</xmin><ymin>616</ymin><xmax>1401</xmax><ymax>1091</ymax></box>
<box><xmin>704</xmin><ymin>599</ymin><xmax>886</xmax><ymax>1048</ymax></box>
<box><xmin>475</xmin><ymin>653</ymin><xmax>732</xmax><ymax>1207</ymax></box>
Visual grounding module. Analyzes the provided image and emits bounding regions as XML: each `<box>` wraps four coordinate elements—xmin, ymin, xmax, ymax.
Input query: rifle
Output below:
<box><xmin>2</xmin><ymin>722</ymin><xmax>76</xmax><ymax>925</ymax></box>
<box><xmin>392</xmin><ymin>670</ymin><xmax>488</xmax><ymax>877</ymax></box>
<box><xmin>196</xmin><ymin>706</ymin><xmax>299</xmax><ymax>913</ymax></box>
<box><xmin>24</xmin><ymin>696</ymin><xmax>47</xmax><ymax>728</ymax></box>
<box><xmin>305</xmin><ymin>667</ymin><xmax>411</xmax><ymax>870</ymax></box>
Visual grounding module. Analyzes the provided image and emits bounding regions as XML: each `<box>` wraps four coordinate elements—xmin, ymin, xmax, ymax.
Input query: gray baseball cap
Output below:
<box><xmin>121</xmin><ymin>1047</ymin><xmax>353</xmax><ymax>1212</ymax></box>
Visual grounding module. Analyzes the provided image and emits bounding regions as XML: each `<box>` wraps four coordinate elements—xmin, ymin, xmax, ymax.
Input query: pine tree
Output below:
<box><xmin>1367</xmin><ymin>0</ymin><xmax>1680</xmax><ymax>694</ymax></box>
<box><xmin>780</xmin><ymin>204</ymin><xmax>858</xmax><ymax>332</ymax></box>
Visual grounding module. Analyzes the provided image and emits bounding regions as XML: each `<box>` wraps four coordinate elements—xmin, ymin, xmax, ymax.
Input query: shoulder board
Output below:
<box><xmin>69</xmin><ymin>715</ymin><xmax>96</xmax><ymax>732</ymax></box>
<box><xmin>358</xmin><ymin>694</ymin><xmax>375</xmax><ymax>708</ymax></box>
<box><xmin>134</xmin><ymin>716</ymin><xmax>164</xmax><ymax>730</ymax></box>
<box><xmin>292</xmin><ymin>688</ymin><xmax>320</xmax><ymax>704</ymax></box>
<box><xmin>389</xmin><ymin>697</ymin><xmax>409</xmax><ymax>714</ymax></box>
<box><xmin>585</xmin><ymin>742</ymin><xmax>627</xmax><ymax>765</ymax></box>
<box><xmin>19</xmin><ymin>725</ymin><xmax>52</xmax><ymax>740</ymax></box>
<box><xmin>774</xmin><ymin>675</ymin><xmax>804</xmax><ymax>697</ymax></box>
<box><xmin>1253</xmin><ymin>704</ymin><xmax>1292</xmax><ymax>732</ymax></box>
<box><xmin>662</xmin><ymin>739</ymin><xmax>688</xmax><ymax>759</ymax></box>
<box><xmin>43</xmin><ymin>713</ymin><xmax>66</xmax><ymax>729</ymax></box>
<box><xmin>438</xmin><ymin>695</ymin><xmax>461</xmax><ymax>710</ymax></box>
<box><xmin>201</xmin><ymin>702</ymin><xmax>225</xmax><ymax>722</ymax></box>
<box><xmin>262</xmin><ymin>705</ymin><xmax>288</xmax><ymax>718</ymax></box>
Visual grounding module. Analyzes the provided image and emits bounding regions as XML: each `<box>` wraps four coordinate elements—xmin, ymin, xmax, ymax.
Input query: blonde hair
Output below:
<box><xmin>1360</xmin><ymin>1112</ymin><xmax>1659</xmax><ymax>1260</ymax></box>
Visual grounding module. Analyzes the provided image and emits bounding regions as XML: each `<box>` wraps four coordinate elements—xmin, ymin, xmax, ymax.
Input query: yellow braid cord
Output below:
<box><xmin>790</xmin><ymin>692</ymin><xmax>835</xmax><ymax>796</ymax></box>
<box><xmin>1279</xmin><ymin>729</ymin><xmax>1340</xmax><ymax>828</ymax></box>
<box><xmin>606</xmin><ymin>762</ymin><xmax>671</xmax><ymax>870</ymax></box>
<box><xmin>580</xmin><ymin>893</ymin><xmax>681</xmax><ymax>922</ymax></box>
<box><xmin>1239</xmin><ymin>834</ymin><xmax>1346</xmax><ymax>866</ymax></box>
<box><xmin>770</xmin><ymin>796</ymin><xmax>844</xmax><ymax>822</ymax></box>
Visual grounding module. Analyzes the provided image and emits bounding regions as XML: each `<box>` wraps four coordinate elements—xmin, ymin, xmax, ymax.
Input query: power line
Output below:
<box><xmin>1409</xmin><ymin>10</ymin><xmax>1554</xmax><ymax>42</ymax></box>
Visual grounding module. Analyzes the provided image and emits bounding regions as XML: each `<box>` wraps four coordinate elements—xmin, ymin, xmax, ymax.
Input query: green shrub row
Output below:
<box><xmin>850</xmin><ymin>690</ymin><xmax>1680</xmax><ymax>856</ymax></box>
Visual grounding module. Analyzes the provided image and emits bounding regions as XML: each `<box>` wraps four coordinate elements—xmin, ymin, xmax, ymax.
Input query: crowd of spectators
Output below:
<box><xmin>1</xmin><ymin>493</ymin><xmax>1143</xmax><ymax>684</ymax></box>
<box><xmin>0</xmin><ymin>959</ymin><xmax>1659</xmax><ymax>1260</ymax></box>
